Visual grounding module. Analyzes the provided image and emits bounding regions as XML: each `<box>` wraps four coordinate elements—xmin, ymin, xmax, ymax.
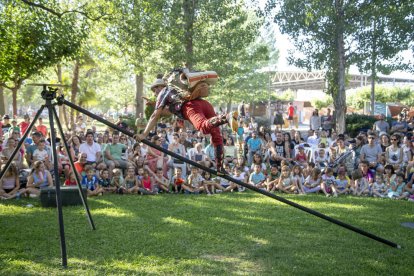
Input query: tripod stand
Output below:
<box><xmin>0</xmin><ymin>85</ymin><xmax>401</xmax><ymax>268</ymax></box>
<box><xmin>0</xmin><ymin>85</ymin><xmax>95</xmax><ymax>267</ymax></box>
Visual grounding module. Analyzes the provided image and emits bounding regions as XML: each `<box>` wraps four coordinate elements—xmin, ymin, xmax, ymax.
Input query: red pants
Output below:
<box><xmin>182</xmin><ymin>99</ymin><xmax>223</xmax><ymax>146</ymax></box>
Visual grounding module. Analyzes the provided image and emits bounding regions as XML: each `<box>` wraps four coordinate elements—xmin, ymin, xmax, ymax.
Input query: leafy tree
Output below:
<box><xmin>350</xmin><ymin>1</ymin><xmax>414</xmax><ymax>115</ymax></box>
<box><xmin>0</xmin><ymin>0</ymin><xmax>89</xmax><ymax>115</ymax></box>
<box><xmin>267</xmin><ymin>0</ymin><xmax>413</xmax><ymax>133</ymax></box>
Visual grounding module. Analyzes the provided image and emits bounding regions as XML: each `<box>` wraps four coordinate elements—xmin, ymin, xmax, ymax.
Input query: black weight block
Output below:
<box><xmin>40</xmin><ymin>186</ymin><xmax>87</xmax><ymax>207</ymax></box>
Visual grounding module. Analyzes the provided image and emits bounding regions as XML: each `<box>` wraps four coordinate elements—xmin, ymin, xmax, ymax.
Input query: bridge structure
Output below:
<box><xmin>270</xmin><ymin>70</ymin><xmax>414</xmax><ymax>91</ymax></box>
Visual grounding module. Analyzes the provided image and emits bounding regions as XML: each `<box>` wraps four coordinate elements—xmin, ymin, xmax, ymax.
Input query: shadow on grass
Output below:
<box><xmin>0</xmin><ymin>192</ymin><xmax>413</xmax><ymax>274</ymax></box>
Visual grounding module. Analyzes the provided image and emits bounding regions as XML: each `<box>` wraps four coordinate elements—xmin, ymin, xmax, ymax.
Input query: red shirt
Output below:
<box><xmin>288</xmin><ymin>106</ymin><xmax>295</xmax><ymax>117</ymax></box>
<box><xmin>20</xmin><ymin>121</ymin><xmax>30</xmax><ymax>135</ymax></box>
<box><xmin>36</xmin><ymin>125</ymin><xmax>48</xmax><ymax>137</ymax></box>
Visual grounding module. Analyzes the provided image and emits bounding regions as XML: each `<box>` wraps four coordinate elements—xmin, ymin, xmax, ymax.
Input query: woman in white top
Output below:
<box><xmin>386</xmin><ymin>135</ymin><xmax>403</xmax><ymax>170</ymax></box>
<box><xmin>309</xmin><ymin>109</ymin><xmax>321</xmax><ymax>131</ymax></box>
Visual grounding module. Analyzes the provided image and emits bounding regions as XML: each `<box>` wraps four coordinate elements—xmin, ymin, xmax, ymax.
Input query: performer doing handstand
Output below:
<box><xmin>137</xmin><ymin>68</ymin><xmax>237</xmax><ymax>174</ymax></box>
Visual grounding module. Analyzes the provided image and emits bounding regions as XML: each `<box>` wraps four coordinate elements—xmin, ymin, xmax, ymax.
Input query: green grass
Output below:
<box><xmin>1</xmin><ymin>193</ymin><xmax>413</xmax><ymax>275</ymax></box>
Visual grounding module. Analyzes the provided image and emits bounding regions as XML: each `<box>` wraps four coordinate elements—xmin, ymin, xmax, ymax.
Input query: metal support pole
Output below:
<box><xmin>51</xmin><ymin>106</ymin><xmax>95</xmax><ymax>230</ymax></box>
<box><xmin>63</xmin><ymin>98</ymin><xmax>400</xmax><ymax>249</ymax></box>
<box><xmin>46</xmin><ymin>99</ymin><xmax>67</xmax><ymax>267</ymax></box>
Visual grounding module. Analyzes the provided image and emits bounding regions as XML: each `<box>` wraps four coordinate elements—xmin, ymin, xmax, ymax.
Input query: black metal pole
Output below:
<box><xmin>51</xmin><ymin>106</ymin><xmax>96</xmax><ymax>230</ymax></box>
<box><xmin>47</xmin><ymin>99</ymin><xmax>68</xmax><ymax>267</ymax></box>
<box><xmin>0</xmin><ymin>105</ymin><xmax>45</xmax><ymax>181</ymax></box>
<box><xmin>63</xmin><ymin>98</ymin><xmax>400</xmax><ymax>249</ymax></box>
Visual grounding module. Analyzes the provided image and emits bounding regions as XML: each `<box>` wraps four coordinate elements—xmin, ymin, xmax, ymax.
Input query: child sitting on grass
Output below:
<box><xmin>266</xmin><ymin>165</ymin><xmax>280</xmax><ymax>192</ymax></box>
<box><xmin>226</xmin><ymin>166</ymin><xmax>247</xmax><ymax>193</ymax></box>
<box><xmin>202</xmin><ymin>171</ymin><xmax>225</xmax><ymax>194</ymax></box>
<box><xmin>387</xmin><ymin>172</ymin><xmax>409</xmax><ymax>200</ymax></box>
<box><xmin>64</xmin><ymin>171</ymin><xmax>77</xmax><ymax>186</ymax></box>
<box><xmin>111</xmin><ymin>168</ymin><xmax>125</xmax><ymax>194</ymax></box>
<box><xmin>303</xmin><ymin>168</ymin><xmax>322</xmax><ymax>194</ymax></box>
<box><xmin>170</xmin><ymin>167</ymin><xmax>185</xmax><ymax>193</ymax></box>
<box><xmin>321</xmin><ymin>167</ymin><xmax>338</xmax><ymax>197</ymax></box>
<box><xmin>183</xmin><ymin>166</ymin><xmax>207</xmax><ymax>194</ymax></box>
<box><xmin>334</xmin><ymin>168</ymin><xmax>351</xmax><ymax>195</ymax></box>
<box><xmin>248</xmin><ymin>164</ymin><xmax>266</xmax><ymax>188</ymax></box>
<box><xmin>372</xmin><ymin>173</ymin><xmax>387</xmax><ymax>198</ymax></box>
<box><xmin>139</xmin><ymin>169</ymin><xmax>156</xmax><ymax>195</ymax></box>
<box><xmin>98</xmin><ymin>169</ymin><xmax>116</xmax><ymax>193</ymax></box>
<box><xmin>82</xmin><ymin>168</ymin><xmax>103</xmax><ymax>197</ymax></box>
<box><xmin>124</xmin><ymin>167</ymin><xmax>140</xmax><ymax>194</ymax></box>
<box><xmin>150</xmin><ymin>168</ymin><xmax>170</xmax><ymax>193</ymax></box>
<box><xmin>276</xmin><ymin>165</ymin><xmax>298</xmax><ymax>194</ymax></box>
<box><xmin>291</xmin><ymin>165</ymin><xmax>305</xmax><ymax>194</ymax></box>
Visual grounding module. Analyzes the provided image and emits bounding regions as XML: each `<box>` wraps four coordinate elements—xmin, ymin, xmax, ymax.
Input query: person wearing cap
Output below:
<box><xmin>1</xmin><ymin>115</ymin><xmax>11</xmax><ymax>134</ymax></box>
<box><xmin>137</xmin><ymin>71</ymin><xmax>238</xmax><ymax>174</ymax></box>
<box><xmin>373</xmin><ymin>114</ymin><xmax>389</xmax><ymax>134</ymax></box>
<box><xmin>19</xmin><ymin>114</ymin><xmax>31</xmax><ymax>136</ymax></box>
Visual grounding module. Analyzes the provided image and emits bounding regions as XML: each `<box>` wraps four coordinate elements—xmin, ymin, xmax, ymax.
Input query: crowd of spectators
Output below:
<box><xmin>1</xmin><ymin>108</ymin><xmax>414</xmax><ymax>202</ymax></box>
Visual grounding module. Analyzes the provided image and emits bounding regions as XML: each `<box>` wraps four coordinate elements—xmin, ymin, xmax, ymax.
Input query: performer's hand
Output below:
<box><xmin>135</xmin><ymin>134</ymin><xmax>146</xmax><ymax>142</ymax></box>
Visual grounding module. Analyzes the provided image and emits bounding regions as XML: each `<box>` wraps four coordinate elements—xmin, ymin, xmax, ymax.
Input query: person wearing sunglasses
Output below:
<box><xmin>385</xmin><ymin>135</ymin><xmax>403</xmax><ymax>171</ymax></box>
<box><xmin>360</xmin><ymin>133</ymin><xmax>383</xmax><ymax>170</ymax></box>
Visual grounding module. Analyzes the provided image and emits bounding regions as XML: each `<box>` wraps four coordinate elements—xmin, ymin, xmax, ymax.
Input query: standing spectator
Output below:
<box><xmin>373</xmin><ymin>114</ymin><xmax>390</xmax><ymax>134</ymax></box>
<box><xmin>19</xmin><ymin>114</ymin><xmax>31</xmax><ymax>136</ymax></box>
<box><xmin>36</xmin><ymin>117</ymin><xmax>48</xmax><ymax>137</ymax></box>
<box><xmin>287</xmin><ymin>102</ymin><xmax>295</xmax><ymax>129</ymax></box>
<box><xmin>273</xmin><ymin>101</ymin><xmax>284</xmax><ymax>130</ymax></box>
<box><xmin>247</xmin><ymin>131</ymin><xmax>262</xmax><ymax>166</ymax></box>
<box><xmin>135</xmin><ymin>113</ymin><xmax>148</xmax><ymax>134</ymax></box>
<box><xmin>321</xmin><ymin>108</ymin><xmax>333</xmax><ymax>135</ymax></box>
<box><xmin>309</xmin><ymin>109</ymin><xmax>321</xmax><ymax>131</ymax></box>
<box><xmin>79</xmin><ymin>132</ymin><xmax>106</xmax><ymax>170</ymax></box>
<box><xmin>2</xmin><ymin>115</ymin><xmax>11</xmax><ymax>134</ymax></box>
<box><xmin>168</xmin><ymin>133</ymin><xmax>188</xmax><ymax>178</ymax></box>
<box><xmin>75</xmin><ymin>115</ymin><xmax>87</xmax><ymax>134</ymax></box>
<box><xmin>238</xmin><ymin>101</ymin><xmax>246</xmax><ymax>118</ymax></box>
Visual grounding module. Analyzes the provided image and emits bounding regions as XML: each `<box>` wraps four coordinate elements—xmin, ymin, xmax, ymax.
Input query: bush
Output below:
<box><xmin>345</xmin><ymin>113</ymin><xmax>377</xmax><ymax>137</ymax></box>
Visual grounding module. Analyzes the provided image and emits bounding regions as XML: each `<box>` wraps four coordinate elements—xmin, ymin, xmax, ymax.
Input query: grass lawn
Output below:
<box><xmin>0</xmin><ymin>192</ymin><xmax>413</xmax><ymax>275</ymax></box>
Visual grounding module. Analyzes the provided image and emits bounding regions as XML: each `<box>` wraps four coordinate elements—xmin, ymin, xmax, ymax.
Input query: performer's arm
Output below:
<box><xmin>139</xmin><ymin>108</ymin><xmax>171</xmax><ymax>139</ymax></box>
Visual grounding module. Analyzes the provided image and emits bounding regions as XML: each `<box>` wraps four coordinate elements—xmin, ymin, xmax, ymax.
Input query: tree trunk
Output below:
<box><xmin>70</xmin><ymin>60</ymin><xmax>80</xmax><ymax>130</ymax></box>
<box><xmin>183</xmin><ymin>0</ymin><xmax>195</xmax><ymax>69</ymax></box>
<box><xmin>334</xmin><ymin>0</ymin><xmax>346</xmax><ymax>134</ymax></box>
<box><xmin>370</xmin><ymin>20</ymin><xmax>377</xmax><ymax>116</ymax></box>
<box><xmin>135</xmin><ymin>73</ymin><xmax>144</xmax><ymax>117</ymax></box>
<box><xmin>0</xmin><ymin>86</ymin><xmax>5</xmax><ymax>115</ymax></box>
<box><xmin>56</xmin><ymin>64</ymin><xmax>69</xmax><ymax>130</ymax></box>
<box><xmin>12</xmin><ymin>87</ymin><xmax>18</xmax><ymax>117</ymax></box>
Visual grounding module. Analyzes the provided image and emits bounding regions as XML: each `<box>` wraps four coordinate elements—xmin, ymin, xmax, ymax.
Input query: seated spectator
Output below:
<box><xmin>32</xmin><ymin>138</ymin><xmax>52</xmax><ymax>170</ymax></box>
<box><xmin>80</xmin><ymin>132</ymin><xmax>106</xmax><ymax>172</ymax></box>
<box><xmin>387</xmin><ymin>172</ymin><xmax>409</xmax><ymax>199</ymax></box>
<box><xmin>144</xmin><ymin>135</ymin><xmax>168</xmax><ymax>176</ymax></box>
<box><xmin>25</xmin><ymin>132</ymin><xmax>50</xmax><ymax>167</ymax></box>
<box><xmin>0</xmin><ymin>164</ymin><xmax>25</xmax><ymax>200</ymax></box>
<box><xmin>1</xmin><ymin>138</ymin><xmax>23</xmax><ymax>169</ymax></box>
<box><xmin>360</xmin><ymin>133</ymin><xmax>383</xmax><ymax>170</ymax></box>
<box><xmin>321</xmin><ymin>167</ymin><xmax>338</xmax><ymax>197</ymax></box>
<box><xmin>81</xmin><ymin>168</ymin><xmax>103</xmax><ymax>197</ymax></box>
<box><xmin>74</xmin><ymin>153</ymin><xmax>88</xmax><ymax>176</ymax></box>
<box><xmin>64</xmin><ymin>171</ymin><xmax>78</xmax><ymax>186</ymax></box>
<box><xmin>248</xmin><ymin>164</ymin><xmax>266</xmax><ymax>188</ymax></box>
<box><xmin>390</xmin><ymin>114</ymin><xmax>408</xmax><ymax>134</ymax></box>
<box><xmin>36</xmin><ymin>118</ymin><xmax>48</xmax><ymax>137</ymax></box>
<box><xmin>25</xmin><ymin>161</ymin><xmax>53</xmax><ymax>197</ymax></box>
<box><xmin>98</xmin><ymin>168</ymin><xmax>116</xmax><ymax>193</ymax></box>
<box><xmin>276</xmin><ymin>165</ymin><xmax>297</xmax><ymax>194</ymax></box>
<box><xmin>385</xmin><ymin>134</ymin><xmax>403</xmax><ymax>171</ymax></box>
<box><xmin>373</xmin><ymin>114</ymin><xmax>390</xmax><ymax>134</ymax></box>
<box><xmin>123</xmin><ymin>167</ymin><xmax>140</xmax><ymax>194</ymax></box>
<box><xmin>303</xmin><ymin>167</ymin><xmax>322</xmax><ymax>194</ymax></box>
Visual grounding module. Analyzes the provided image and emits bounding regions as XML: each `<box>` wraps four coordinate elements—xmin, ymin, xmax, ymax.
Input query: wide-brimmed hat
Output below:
<box><xmin>150</xmin><ymin>78</ymin><xmax>166</xmax><ymax>92</ymax></box>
